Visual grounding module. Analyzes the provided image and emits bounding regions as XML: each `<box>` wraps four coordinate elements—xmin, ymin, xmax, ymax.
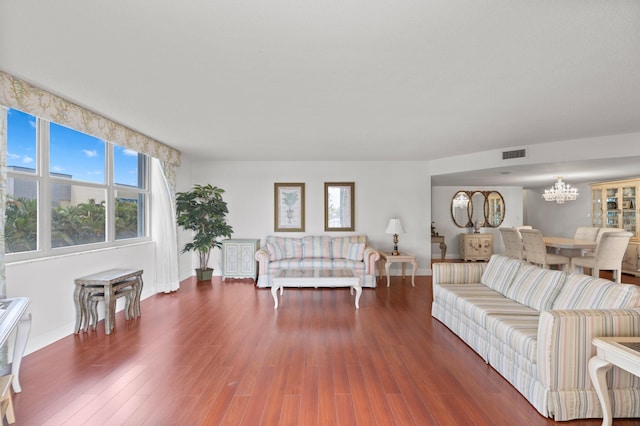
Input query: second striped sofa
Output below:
<box><xmin>432</xmin><ymin>254</ymin><xmax>640</xmax><ymax>421</ymax></box>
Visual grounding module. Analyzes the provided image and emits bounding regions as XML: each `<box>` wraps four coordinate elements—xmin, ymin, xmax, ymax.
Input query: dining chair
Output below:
<box><xmin>582</xmin><ymin>228</ymin><xmax>624</xmax><ymax>256</ymax></box>
<box><xmin>573</xmin><ymin>226</ymin><xmax>601</xmax><ymax>256</ymax></box>
<box><xmin>574</xmin><ymin>226</ymin><xmax>600</xmax><ymax>241</ymax></box>
<box><xmin>570</xmin><ymin>231</ymin><xmax>632</xmax><ymax>283</ymax></box>
<box><xmin>514</xmin><ymin>225</ymin><xmax>532</xmax><ymax>232</ymax></box>
<box><xmin>499</xmin><ymin>227</ymin><xmax>525</xmax><ymax>260</ymax></box>
<box><xmin>519</xmin><ymin>228</ymin><xmax>570</xmax><ymax>271</ymax></box>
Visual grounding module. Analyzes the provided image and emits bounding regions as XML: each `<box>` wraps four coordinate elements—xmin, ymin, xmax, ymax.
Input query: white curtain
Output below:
<box><xmin>151</xmin><ymin>158</ymin><xmax>180</xmax><ymax>293</ymax></box>
<box><xmin>0</xmin><ymin>107</ymin><xmax>6</xmax><ymax>299</ymax></box>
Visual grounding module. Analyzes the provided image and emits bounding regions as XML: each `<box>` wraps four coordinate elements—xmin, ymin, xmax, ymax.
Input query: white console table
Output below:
<box><xmin>0</xmin><ymin>297</ymin><xmax>31</xmax><ymax>393</ymax></box>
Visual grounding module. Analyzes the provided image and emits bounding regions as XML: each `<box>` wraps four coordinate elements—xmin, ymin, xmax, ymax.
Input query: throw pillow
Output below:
<box><xmin>346</xmin><ymin>243</ymin><xmax>366</xmax><ymax>261</ymax></box>
<box><xmin>332</xmin><ymin>235</ymin><xmax>367</xmax><ymax>259</ymax></box>
<box><xmin>266</xmin><ymin>243</ymin><xmax>285</xmax><ymax>261</ymax></box>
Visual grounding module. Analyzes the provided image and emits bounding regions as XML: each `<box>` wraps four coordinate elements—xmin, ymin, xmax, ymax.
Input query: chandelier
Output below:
<box><xmin>542</xmin><ymin>176</ymin><xmax>579</xmax><ymax>204</ymax></box>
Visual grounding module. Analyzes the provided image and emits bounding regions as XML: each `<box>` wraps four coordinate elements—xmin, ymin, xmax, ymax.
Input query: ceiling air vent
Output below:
<box><xmin>502</xmin><ymin>148</ymin><xmax>527</xmax><ymax>160</ymax></box>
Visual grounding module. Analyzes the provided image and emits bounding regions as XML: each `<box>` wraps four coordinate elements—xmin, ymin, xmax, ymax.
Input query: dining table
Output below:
<box><xmin>543</xmin><ymin>236</ymin><xmax>597</xmax><ymax>257</ymax></box>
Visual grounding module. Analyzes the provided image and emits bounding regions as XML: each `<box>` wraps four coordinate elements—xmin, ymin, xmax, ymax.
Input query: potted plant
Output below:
<box><xmin>176</xmin><ymin>184</ymin><xmax>233</xmax><ymax>281</ymax></box>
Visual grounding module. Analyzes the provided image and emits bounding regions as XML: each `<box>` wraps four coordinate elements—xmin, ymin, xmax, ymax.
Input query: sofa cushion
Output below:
<box><xmin>435</xmin><ymin>283</ymin><xmax>538</xmax><ymax>327</ymax></box>
<box><xmin>332</xmin><ymin>259</ymin><xmax>366</xmax><ymax>272</ymax></box>
<box><xmin>504</xmin><ymin>264</ymin><xmax>567</xmax><ymax>311</ymax></box>
<box><xmin>265</xmin><ymin>236</ymin><xmax>302</xmax><ymax>260</ymax></box>
<box><xmin>266</xmin><ymin>243</ymin><xmax>285</xmax><ymax>261</ymax></box>
<box><xmin>268</xmin><ymin>259</ymin><xmax>302</xmax><ymax>271</ymax></box>
<box><xmin>346</xmin><ymin>243</ymin><xmax>366</xmax><ymax>261</ymax></box>
<box><xmin>302</xmin><ymin>235</ymin><xmax>332</xmax><ymax>259</ymax></box>
<box><xmin>485</xmin><ymin>314</ymin><xmax>540</xmax><ymax>363</ymax></box>
<box><xmin>552</xmin><ymin>274</ymin><xmax>640</xmax><ymax>309</ymax></box>
<box><xmin>332</xmin><ymin>235</ymin><xmax>367</xmax><ymax>259</ymax></box>
<box><xmin>298</xmin><ymin>259</ymin><xmax>334</xmax><ymax>269</ymax></box>
<box><xmin>481</xmin><ymin>255</ymin><xmax>523</xmax><ymax>295</ymax></box>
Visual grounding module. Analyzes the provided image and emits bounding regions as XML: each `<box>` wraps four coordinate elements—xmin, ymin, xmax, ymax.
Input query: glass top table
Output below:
<box><xmin>271</xmin><ymin>268</ymin><xmax>361</xmax><ymax>309</ymax></box>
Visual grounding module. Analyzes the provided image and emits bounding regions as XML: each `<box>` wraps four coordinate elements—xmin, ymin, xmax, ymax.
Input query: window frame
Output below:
<box><xmin>5</xmin><ymin>110</ymin><xmax>151</xmax><ymax>262</ymax></box>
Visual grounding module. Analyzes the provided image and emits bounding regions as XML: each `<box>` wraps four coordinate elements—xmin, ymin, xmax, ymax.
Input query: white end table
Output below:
<box><xmin>378</xmin><ymin>251</ymin><xmax>417</xmax><ymax>287</ymax></box>
<box><xmin>589</xmin><ymin>337</ymin><xmax>640</xmax><ymax>426</ymax></box>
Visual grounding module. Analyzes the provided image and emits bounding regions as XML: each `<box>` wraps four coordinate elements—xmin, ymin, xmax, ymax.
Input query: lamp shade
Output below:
<box><xmin>385</xmin><ymin>218</ymin><xmax>405</xmax><ymax>234</ymax></box>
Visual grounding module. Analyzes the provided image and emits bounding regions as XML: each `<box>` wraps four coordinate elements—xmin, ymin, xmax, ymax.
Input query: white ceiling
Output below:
<box><xmin>430</xmin><ymin>157</ymin><xmax>640</xmax><ymax>188</ymax></box>
<box><xmin>1</xmin><ymin>1</ymin><xmax>639</xmax><ymax>184</ymax></box>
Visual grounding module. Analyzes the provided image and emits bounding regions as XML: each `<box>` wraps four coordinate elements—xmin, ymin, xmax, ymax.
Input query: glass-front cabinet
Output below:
<box><xmin>605</xmin><ymin>187</ymin><xmax>620</xmax><ymax>228</ymax></box>
<box><xmin>591</xmin><ymin>178</ymin><xmax>640</xmax><ymax>276</ymax></box>
<box><xmin>592</xmin><ymin>188</ymin><xmax>603</xmax><ymax>227</ymax></box>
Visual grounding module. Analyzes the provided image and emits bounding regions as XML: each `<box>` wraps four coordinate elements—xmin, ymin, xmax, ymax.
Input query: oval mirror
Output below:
<box><xmin>484</xmin><ymin>191</ymin><xmax>505</xmax><ymax>227</ymax></box>
<box><xmin>451</xmin><ymin>191</ymin><xmax>472</xmax><ymax>228</ymax></box>
<box><xmin>470</xmin><ymin>191</ymin><xmax>486</xmax><ymax>228</ymax></box>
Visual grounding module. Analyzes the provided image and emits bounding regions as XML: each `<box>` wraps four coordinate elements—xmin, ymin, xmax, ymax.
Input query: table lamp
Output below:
<box><xmin>385</xmin><ymin>218</ymin><xmax>405</xmax><ymax>256</ymax></box>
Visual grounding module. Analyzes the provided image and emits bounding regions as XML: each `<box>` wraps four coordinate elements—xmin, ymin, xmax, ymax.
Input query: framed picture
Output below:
<box><xmin>324</xmin><ymin>182</ymin><xmax>355</xmax><ymax>231</ymax></box>
<box><xmin>274</xmin><ymin>183</ymin><xmax>305</xmax><ymax>232</ymax></box>
<box><xmin>622</xmin><ymin>200</ymin><xmax>632</xmax><ymax>209</ymax></box>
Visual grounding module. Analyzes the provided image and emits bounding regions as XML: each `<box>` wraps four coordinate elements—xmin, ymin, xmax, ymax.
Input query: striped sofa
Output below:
<box><xmin>432</xmin><ymin>254</ymin><xmax>640</xmax><ymax>421</ymax></box>
<box><xmin>255</xmin><ymin>235</ymin><xmax>380</xmax><ymax>288</ymax></box>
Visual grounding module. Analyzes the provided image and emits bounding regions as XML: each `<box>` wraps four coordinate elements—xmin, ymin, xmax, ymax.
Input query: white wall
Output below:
<box><xmin>6</xmin><ymin>242</ymin><xmax>157</xmax><ymax>354</ymax></box>
<box><xmin>523</xmin><ymin>182</ymin><xmax>593</xmax><ymax>238</ymax></box>
<box><xmin>430</xmin><ymin>132</ymin><xmax>640</xmax><ymax>177</ymax></box>
<box><xmin>175</xmin><ymin>157</ymin><xmax>194</xmax><ymax>281</ymax></box>
<box><xmin>431</xmin><ymin>186</ymin><xmax>524</xmax><ymax>258</ymax></box>
<box><xmin>183</xmin><ymin>161</ymin><xmax>433</xmax><ymax>277</ymax></box>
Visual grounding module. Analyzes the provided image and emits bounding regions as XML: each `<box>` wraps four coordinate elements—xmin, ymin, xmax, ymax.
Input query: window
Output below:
<box><xmin>7</xmin><ymin>109</ymin><xmax>36</xmax><ymax>173</ymax></box>
<box><xmin>5</xmin><ymin>108</ymin><xmax>149</xmax><ymax>258</ymax></box>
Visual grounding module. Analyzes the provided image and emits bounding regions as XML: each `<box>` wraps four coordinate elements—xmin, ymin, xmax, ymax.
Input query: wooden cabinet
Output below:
<box><xmin>591</xmin><ymin>178</ymin><xmax>640</xmax><ymax>276</ymax></box>
<box><xmin>222</xmin><ymin>239</ymin><xmax>260</xmax><ymax>281</ymax></box>
<box><xmin>460</xmin><ymin>233</ymin><xmax>493</xmax><ymax>262</ymax></box>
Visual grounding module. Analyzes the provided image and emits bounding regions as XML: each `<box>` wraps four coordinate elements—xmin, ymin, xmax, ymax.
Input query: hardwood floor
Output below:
<box><xmin>12</xmin><ymin>272</ymin><xmax>640</xmax><ymax>425</ymax></box>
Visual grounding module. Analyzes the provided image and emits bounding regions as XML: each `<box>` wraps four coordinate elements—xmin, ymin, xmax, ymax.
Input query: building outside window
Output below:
<box><xmin>5</xmin><ymin>108</ymin><xmax>149</xmax><ymax>259</ymax></box>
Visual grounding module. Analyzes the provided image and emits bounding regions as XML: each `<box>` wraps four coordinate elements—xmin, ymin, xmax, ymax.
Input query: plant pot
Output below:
<box><xmin>196</xmin><ymin>268</ymin><xmax>213</xmax><ymax>282</ymax></box>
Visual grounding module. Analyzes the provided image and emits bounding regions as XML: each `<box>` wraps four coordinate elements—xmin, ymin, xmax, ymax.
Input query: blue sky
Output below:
<box><xmin>7</xmin><ymin>108</ymin><xmax>140</xmax><ymax>186</ymax></box>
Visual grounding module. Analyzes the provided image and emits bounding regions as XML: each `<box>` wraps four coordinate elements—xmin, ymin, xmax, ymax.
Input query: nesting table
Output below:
<box><xmin>74</xmin><ymin>269</ymin><xmax>143</xmax><ymax>335</ymax></box>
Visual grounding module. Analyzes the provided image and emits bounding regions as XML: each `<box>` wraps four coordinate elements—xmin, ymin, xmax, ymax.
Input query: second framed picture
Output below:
<box><xmin>274</xmin><ymin>183</ymin><xmax>305</xmax><ymax>232</ymax></box>
<box><xmin>325</xmin><ymin>182</ymin><xmax>355</xmax><ymax>231</ymax></box>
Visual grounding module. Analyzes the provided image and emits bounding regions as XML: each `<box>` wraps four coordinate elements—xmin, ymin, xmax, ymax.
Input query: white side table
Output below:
<box><xmin>378</xmin><ymin>251</ymin><xmax>417</xmax><ymax>287</ymax></box>
<box><xmin>589</xmin><ymin>337</ymin><xmax>640</xmax><ymax>426</ymax></box>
